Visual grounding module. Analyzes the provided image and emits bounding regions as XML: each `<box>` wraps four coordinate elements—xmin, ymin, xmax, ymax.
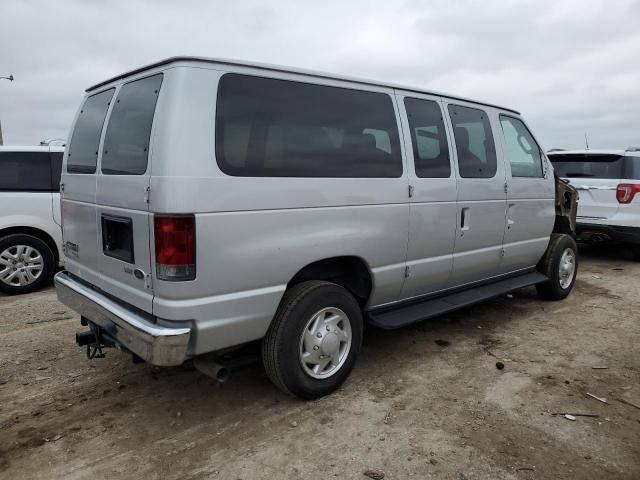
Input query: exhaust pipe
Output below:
<box><xmin>194</xmin><ymin>350</ymin><xmax>259</xmax><ymax>383</ymax></box>
<box><xmin>578</xmin><ymin>231</ymin><xmax>611</xmax><ymax>243</ymax></box>
<box><xmin>194</xmin><ymin>358</ymin><xmax>230</xmax><ymax>383</ymax></box>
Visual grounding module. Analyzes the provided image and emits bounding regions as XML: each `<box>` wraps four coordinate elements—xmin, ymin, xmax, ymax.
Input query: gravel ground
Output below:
<box><xmin>1</xmin><ymin>245</ymin><xmax>639</xmax><ymax>480</ymax></box>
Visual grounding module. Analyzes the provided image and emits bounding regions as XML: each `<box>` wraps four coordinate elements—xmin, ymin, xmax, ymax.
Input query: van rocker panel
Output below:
<box><xmin>368</xmin><ymin>271</ymin><xmax>548</xmax><ymax>329</ymax></box>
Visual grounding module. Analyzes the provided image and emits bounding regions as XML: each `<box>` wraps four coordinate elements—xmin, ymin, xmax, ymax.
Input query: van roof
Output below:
<box><xmin>0</xmin><ymin>145</ymin><xmax>65</xmax><ymax>153</ymax></box>
<box><xmin>86</xmin><ymin>56</ymin><xmax>520</xmax><ymax>115</ymax></box>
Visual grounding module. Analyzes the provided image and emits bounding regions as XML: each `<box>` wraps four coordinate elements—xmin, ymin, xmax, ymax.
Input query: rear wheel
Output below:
<box><xmin>535</xmin><ymin>234</ymin><xmax>578</xmax><ymax>301</ymax></box>
<box><xmin>0</xmin><ymin>234</ymin><xmax>55</xmax><ymax>295</ymax></box>
<box><xmin>630</xmin><ymin>245</ymin><xmax>640</xmax><ymax>262</ymax></box>
<box><xmin>262</xmin><ymin>281</ymin><xmax>363</xmax><ymax>399</ymax></box>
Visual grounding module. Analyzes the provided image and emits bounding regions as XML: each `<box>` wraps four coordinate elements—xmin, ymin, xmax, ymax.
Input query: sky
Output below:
<box><xmin>1</xmin><ymin>0</ymin><xmax>639</xmax><ymax>150</ymax></box>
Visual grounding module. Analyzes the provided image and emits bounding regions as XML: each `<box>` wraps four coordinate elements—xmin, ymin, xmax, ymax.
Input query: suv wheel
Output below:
<box><xmin>262</xmin><ymin>281</ymin><xmax>363</xmax><ymax>399</ymax></box>
<box><xmin>0</xmin><ymin>234</ymin><xmax>55</xmax><ymax>295</ymax></box>
<box><xmin>535</xmin><ymin>233</ymin><xmax>578</xmax><ymax>301</ymax></box>
<box><xmin>630</xmin><ymin>245</ymin><xmax>640</xmax><ymax>262</ymax></box>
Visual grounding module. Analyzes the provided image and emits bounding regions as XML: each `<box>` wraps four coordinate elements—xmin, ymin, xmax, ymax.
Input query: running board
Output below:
<box><xmin>367</xmin><ymin>271</ymin><xmax>548</xmax><ymax>330</ymax></box>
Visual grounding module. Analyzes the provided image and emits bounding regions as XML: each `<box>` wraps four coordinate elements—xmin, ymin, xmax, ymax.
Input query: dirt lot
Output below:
<box><xmin>1</xmin><ymin>246</ymin><xmax>639</xmax><ymax>480</ymax></box>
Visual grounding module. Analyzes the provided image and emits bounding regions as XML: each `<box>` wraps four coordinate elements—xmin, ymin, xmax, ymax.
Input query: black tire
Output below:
<box><xmin>535</xmin><ymin>233</ymin><xmax>578</xmax><ymax>301</ymax></box>
<box><xmin>630</xmin><ymin>245</ymin><xmax>640</xmax><ymax>262</ymax></box>
<box><xmin>262</xmin><ymin>280</ymin><xmax>363</xmax><ymax>399</ymax></box>
<box><xmin>0</xmin><ymin>234</ymin><xmax>55</xmax><ymax>295</ymax></box>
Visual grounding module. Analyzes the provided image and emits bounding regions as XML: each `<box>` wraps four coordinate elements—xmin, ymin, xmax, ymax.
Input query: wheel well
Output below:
<box><xmin>0</xmin><ymin>226</ymin><xmax>60</xmax><ymax>264</ymax></box>
<box><xmin>288</xmin><ymin>256</ymin><xmax>373</xmax><ymax>305</ymax></box>
<box><xmin>553</xmin><ymin>216</ymin><xmax>574</xmax><ymax>236</ymax></box>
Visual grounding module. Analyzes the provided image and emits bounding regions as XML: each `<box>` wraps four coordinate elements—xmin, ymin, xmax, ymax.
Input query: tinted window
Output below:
<box><xmin>624</xmin><ymin>156</ymin><xmax>640</xmax><ymax>180</ymax></box>
<box><xmin>404</xmin><ymin>97</ymin><xmax>450</xmax><ymax>178</ymax></box>
<box><xmin>0</xmin><ymin>152</ymin><xmax>53</xmax><ymax>191</ymax></box>
<box><xmin>67</xmin><ymin>89</ymin><xmax>115</xmax><ymax>173</ymax></box>
<box><xmin>215</xmin><ymin>74</ymin><xmax>402</xmax><ymax>177</ymax></box>
<box><xmin>51</xmin><ymin>152</ymin><xmax>63</xmax><ymax>190</ymax></box>
<box><xmin>448</xmin><ymin>105</ymin><xmax>497</xmax><ymax>178</ymax></box>
<box><xmin>549</xmin><ymin>154</ymin><xmax>624</xmax><ymax>179</ymax></box>
<box><xmin>102</xmin><ymin>74</ymin><xmax>163</xmax><ymax>175</ymax></box>
<box><xmin>500</xmin><ymin>115</ymin><xmax>543</xmax><ymax>177</ymax></box>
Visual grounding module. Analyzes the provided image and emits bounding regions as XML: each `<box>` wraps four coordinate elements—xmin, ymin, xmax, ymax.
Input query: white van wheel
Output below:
<box><xmin>0</xmin><ymin>234</ymin><xmax>55</xmax><ymax>295</ymax></box>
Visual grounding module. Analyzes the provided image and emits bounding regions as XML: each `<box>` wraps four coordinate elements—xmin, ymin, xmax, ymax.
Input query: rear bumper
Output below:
<box><xmin>54</xmin><ymin>271</ymin><xmax>191</xmax><ymax>366</ymax></box>
<box><xmin>576</xmin><ymin>223</ymin><xmax>640</xmax><ymax>244</ymax></box>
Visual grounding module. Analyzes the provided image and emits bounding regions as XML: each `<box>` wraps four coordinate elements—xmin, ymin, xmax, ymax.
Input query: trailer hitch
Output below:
<box><xmin>87</xmin><ymin>343</ymin><xmax>105</xmax><ymax>359</ymax></box>
<box><xmin>76</xmin><ymin>329</ymin><xmax>106</xmax><ymax>359</ymax></box>
<box><xmin>75</xmin><ymin>326</ymin><xmax>118</xmax><ymax>360</ymax></box>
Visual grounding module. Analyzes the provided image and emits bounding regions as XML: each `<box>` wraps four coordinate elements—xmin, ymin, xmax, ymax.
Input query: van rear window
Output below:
<box><xmin>549</xmin><ymin>154</ymin><xmax>624</xmax><ymax>179</ymax></box>
<box><xmin>215</xmin><ymin>74</ymin><xmax>402</xmax><ymax>178</ymax></box>
<box><xmin>67</xmin><ymin>89</ymin><xmax>115</xmax><ymax>174</ymax></box>
<box><xmin>101</xmin><ymin>74</ymin><xmax>163</xmax><ymax>175</ymax></box>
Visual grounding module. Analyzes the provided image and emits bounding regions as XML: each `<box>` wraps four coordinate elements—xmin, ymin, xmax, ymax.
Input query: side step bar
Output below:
<box><xmin>367</xmin><ymin>271</ymin><xmax>548</xmax><ymax>330</ymax></box>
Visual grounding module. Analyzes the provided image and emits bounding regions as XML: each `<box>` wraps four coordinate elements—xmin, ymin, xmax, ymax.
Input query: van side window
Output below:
<box><xmin>67</xmin><ymin>88</ymin><xmax>115</xmax><ymax>174</ymax></box>
<box><xmin>0</xmin><ymin>152</ymin><xmax>53</xmax><ymax>191</ymax></box>
<box><xmin>404</xmin><ymin>97</ymin><xmax>450</xmax><ymax>178</ymax></box>
<box><xmin>102</xmin><ymin>74</ymin><xmax>163</xmax><ymax>175</ymax></box>
<box><xmin>499</xmin><ymin>115</ymin><xmax>543</xmax><ymax>177</ymax></box>
<box><xmin>215</xmin><ymin>74</ymin><xmax>402</xmax><ymax>178</ymax></box>
<box><xmin>448</xmin><ymin>105</ymin><xmax>497</xmax><ymax>179</ymax></box>
<box><xmin>50</xmin><ymin>152</ymin><xmax>63</xmax><ymax>190</ymax></box>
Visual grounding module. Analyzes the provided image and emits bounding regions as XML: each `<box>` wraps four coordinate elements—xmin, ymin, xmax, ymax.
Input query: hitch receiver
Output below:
<box><xmin>75</xmin><ymin>327</ymin><xmax>117</xmax><ymax>360</ymax></box>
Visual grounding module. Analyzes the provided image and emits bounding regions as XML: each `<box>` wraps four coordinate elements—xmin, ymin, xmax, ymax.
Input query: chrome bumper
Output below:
<box><xmin>54</xmin><ymin>271</ymin><xmax>191</xmax><ymax>366</ymax></box>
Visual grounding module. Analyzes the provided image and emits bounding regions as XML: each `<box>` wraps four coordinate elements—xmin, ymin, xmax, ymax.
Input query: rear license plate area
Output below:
<box><xmin>101</xmin><ymin>214</ymin><xmax>134</xmax><ymax>263</ymax></box>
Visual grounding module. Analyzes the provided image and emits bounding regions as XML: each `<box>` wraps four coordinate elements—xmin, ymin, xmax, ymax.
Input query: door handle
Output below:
<box><xmin>507</xmin><ymin>203</ymin><xmax>516</xmax><ymax>230</ymax></box>
<box><xmin>460</xmin><ymin>207</ymin><xmax>470</xmax><ymax>236</ymax></box>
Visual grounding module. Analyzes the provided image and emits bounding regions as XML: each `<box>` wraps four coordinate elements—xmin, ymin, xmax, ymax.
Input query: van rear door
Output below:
<box><xmin>549</xmin><ymin>153</ymin><xmax>622</xmax><ymax>222</ymax></box>
<box><xmin>62</xmin><ymin>74</ymin><xmax>163</xmax><ymax>312</ymax></box>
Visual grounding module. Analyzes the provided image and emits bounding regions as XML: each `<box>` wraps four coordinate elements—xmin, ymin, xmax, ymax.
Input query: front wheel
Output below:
<box><xmin>535</xmin><ymin>233</ymin><xmax>578</xmax><ymax>301</ymax></box>
<box><xmin>262</xmin><ymin>281</ymin><xmax>363</xmax><ymax>399</ymax></box>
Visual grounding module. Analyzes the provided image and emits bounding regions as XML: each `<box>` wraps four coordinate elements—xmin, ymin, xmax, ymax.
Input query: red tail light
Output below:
<box><xmin>154</xmin><ymin>215</ymin><xmax>195</xmax><ymax>281</ymax></box>
<box><xmin>616</xmin><ymin>184</ymin><xmax>640</xmax><ymax>204</ymax></box>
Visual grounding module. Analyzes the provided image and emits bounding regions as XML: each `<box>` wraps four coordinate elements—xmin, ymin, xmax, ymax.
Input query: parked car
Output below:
<box><xmin>0</xmin><ymin>145</ymin><xmax>64</xmax><ymax>294</ymax></box>
<box><xmin>55</xmin><ymin>57</ymin><xmax>578</xmax><ymax>398</ymax></box>
<box><xmin>548</xmin><ymin>149</ymin><xmax>640</xmax><ymax>260</ymax></box>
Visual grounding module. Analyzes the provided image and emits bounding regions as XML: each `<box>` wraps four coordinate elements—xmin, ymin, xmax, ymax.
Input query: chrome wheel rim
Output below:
<box><xmin>299</xmin><ymin>307</ymin><xmax>352</xmax><ymax>379</ymax></box>
<box><xmin>0</xmin><ymin>245</ymin><xmax>44</xmax><ymax>287</ymax></box>
<box><xmin>558</xmin><ymin>248</ymin><xmax>576</xmax><ymax>289</ymax></box>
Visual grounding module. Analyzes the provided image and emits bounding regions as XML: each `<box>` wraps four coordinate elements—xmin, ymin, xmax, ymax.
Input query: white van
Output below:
<box><xmin>0</xmin><ymin>145</ymin><xmax>64</xmax><ymax>294</ymax></box>
<box><xmin>548</xmin><ymin>149</ymin><xmax>640</xmax><ymax>260</ymax></box>
<box><xmin>55</xmin><ymin>57</ymin><xmax>578</xmax><ymax>398</ymax></box>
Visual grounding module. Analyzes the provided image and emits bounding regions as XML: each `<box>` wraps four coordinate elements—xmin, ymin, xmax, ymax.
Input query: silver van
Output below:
<box><xmin>55</xmin><ymin>57</ymin><xmax>578</xmax><ymax>398</ymax></box>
